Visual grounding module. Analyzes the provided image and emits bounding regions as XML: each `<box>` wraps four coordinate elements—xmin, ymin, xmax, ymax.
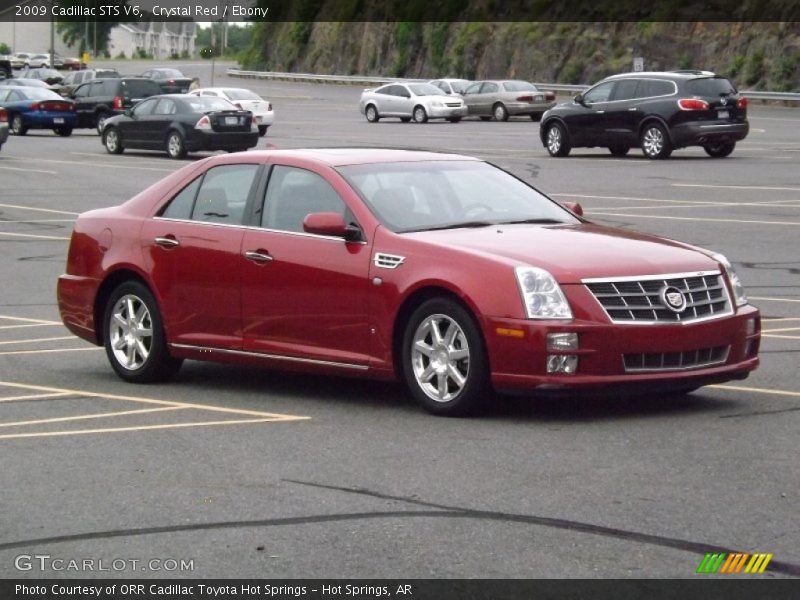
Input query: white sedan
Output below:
<box><xmin>359</xmin><ymin>82</ymin><xmax>467</xmax><ymax>123</ymax></box>
<box><xmin>188</xmin><ymin>87</ymin><xmax>274</xmax><ymax>136</ymax></box>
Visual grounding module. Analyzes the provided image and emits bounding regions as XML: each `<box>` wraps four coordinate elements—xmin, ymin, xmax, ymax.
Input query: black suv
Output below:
<box><xmin>540</xmin><ymin>71</ymin><xmax>749</xmax><ymax>159</ymax></box>
<box><xmin>69</xmin><ymin>77</ymin><xmax>162</xmax><ymax>134</ymax></box>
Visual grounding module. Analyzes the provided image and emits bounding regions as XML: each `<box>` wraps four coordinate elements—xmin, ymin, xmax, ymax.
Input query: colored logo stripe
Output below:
<box><xmin>697</xmin><ymin>553</ymin><xmax>773</xmax><ymax>574</ymax></box>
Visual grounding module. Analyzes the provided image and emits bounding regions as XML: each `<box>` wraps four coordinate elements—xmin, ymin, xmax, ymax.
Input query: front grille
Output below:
<box><xmin>445</xmin><ymin>102</ymin><xmax>462</xmax><ymax>108</ymax></box>
<box><xmin>584</xmin><ymin>272</ymin><xmax>731</xmax><ymax>324</ymax></box>
<box><xmin>623</xmin><ymin>345</ymin><xmax>730</xmax><ymax>373</ymax></box>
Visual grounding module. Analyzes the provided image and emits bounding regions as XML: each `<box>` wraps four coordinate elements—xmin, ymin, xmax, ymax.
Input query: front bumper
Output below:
<box><xmin>485</xmin><ymin>305</ymin><xmax>760</xmax><ymax>395</ymax></box>
<box><xmin>185</xmin><ymin>129</ymin><xmax>260</xmax><ymax>152</ymax></box>
<box><xmin>427</xmin><ymin>105</ymin><xmax>468</xmax><ymax>119</ymax></box>
<box><xmin>671</xmin><ymin>120</ymin><xmax>749</xmax><ymax>148</ymax></box>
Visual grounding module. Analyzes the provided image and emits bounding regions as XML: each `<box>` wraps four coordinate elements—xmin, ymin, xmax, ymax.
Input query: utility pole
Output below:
<box><xmin>49</xmin><ymin>1</ymin><xmax>55</xmax><ymax>68</ymax></box>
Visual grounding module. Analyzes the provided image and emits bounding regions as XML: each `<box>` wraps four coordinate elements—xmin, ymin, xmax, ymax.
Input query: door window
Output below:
<box><xmin>610</xmin><ymin>79</ymin><xmax>640</xmax><ymax>101</ymax></box>
<box><xmin>583</xmin><ymin>82</ymin><xmax>615</xmax><ymax>103</ymax></box>
<box><xmin>260</xmin><ymin>166</ymin><xmax>347</xmax><ymax>233</ymax></box>
<box><xmin>480</xmin><ymin>82</ymin><xmax>499</xmax><ymax>94</ymax></box>
<box><xmin>132</xmin><ymin>98</ymin><xmax>158</xmax><ymax>117</ymax></box>
<box><xmin>190</xmin><ymin>165</ymin><xmax>260</xmax><ymax>225</ymax></box>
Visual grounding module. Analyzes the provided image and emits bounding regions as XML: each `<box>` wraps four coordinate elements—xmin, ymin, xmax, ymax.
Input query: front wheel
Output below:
<box><xmin>402</xmin><ymin>298</ymin><xmax>491</xmax><ymax>416</ymax></box>
<box><xmin>103</xmin><ymin>127</ymin><xmax>124</xmax><ymax>154</ymax></box>
<box><xmin>448</xmin><ymin>117</ymin><xmax>462</xmax><ymax>123</ymax></box>
<box><xmin>258</xmin><ymin>125</ymin><xmax>268</xmax><ymax>137</ymax></box>
<box><xmin>545</xmin><ymin>121</ymin><xmax>571</xmax><ymax>157</ymax></box>
<box><xmin>165</xmin><ymin>130</ymin><xmax>187</xmax><ymax>159</ymax></box>
<box><xmin>640</xmin><ymin>123</ymin><xmax>672</xmax><ymax>159</ymax></box>
<box><xmin>53</xmin><ymin>126</ymin><xmax>73</xmax><ymax>137</ymax></box>
<box><xmin>10</xmin><ymin>114</ymin><xmax>27</xmax><ymax>135</ymax></box>
<box><xmin>704</xmin><ymin>141</ymin><xmax>735</xmax><ymax>158</ymax></box>
<box><xmin>493</xmin><ymin>103</ymin><xmax>509</xmax><ymax>121</ymax></box>
<box><xmin>413</xmin><ymin>105</ymin><xmax>428</xmax><ymax>123</ymax></box>
<box><xmin>95</xmin><ymin>111</ymin><xmax>111</xmax><ymax>135</ymax></box>
<box><xmin>365</xmin><ymin>104</ymin><xmax>380</xmax><ymax>123</ymax></box>
<box><xmin>103</xmin><ymin>281</ymin><xmax>182</xmax><ymax>383</ymax></box>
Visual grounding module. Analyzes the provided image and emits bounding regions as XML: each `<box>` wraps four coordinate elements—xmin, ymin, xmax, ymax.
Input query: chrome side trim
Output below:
<box><xmin>373</xmin><ymin>252</ymin><xmax>405</xmax><ymax>269</ymax></box>
<box><xmin>169</xmin><ymin>343</ymin><xmax>369</xmax><ymax>371</ymax></box>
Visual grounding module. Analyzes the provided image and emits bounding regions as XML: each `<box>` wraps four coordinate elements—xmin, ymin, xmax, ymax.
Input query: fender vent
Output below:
<box><xmin>373</xmin><ymin>253</ymin><xmax>405</xmax><ymax>269</ymax></box>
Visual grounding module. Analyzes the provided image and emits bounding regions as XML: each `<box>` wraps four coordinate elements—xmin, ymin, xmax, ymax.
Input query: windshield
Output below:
<box><xmin>337</xmin><ymin>161</ymin><xmax>578</xmax><ymax>233</ymax></box>
<box><xmin>223</xmin><ymin>89</ymin><xmax>261</xmax><ymax>101</ymax></box>
<box><xmin>184</xmin><ymin>96</ymin><xmax>238</xmax><ymax>112</ymax></box>
<box><xmin>686</xmin><ymin>77</ymin><xmax>737</xmax><ymax>96</ymax></box>
<box><xmin>408</xmin><ymin>83</ymin><xmax>445</xmax><ymax>97</ymax></box>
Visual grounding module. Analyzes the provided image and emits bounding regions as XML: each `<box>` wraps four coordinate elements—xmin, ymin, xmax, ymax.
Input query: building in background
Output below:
<box><xmin>108</xmin><ymin>22</ymin><xmax>197</xmax><ymax>59</ymax></box>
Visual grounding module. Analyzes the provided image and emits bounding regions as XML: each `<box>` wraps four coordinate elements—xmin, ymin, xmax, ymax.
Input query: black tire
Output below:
<box><xmin>95</xmin><ymin>111</ymin><xmax>111</xmax><ymax>135</ymax></box>
<box><xmin>258</xmin><ymin>125</ymin><xmax>268</xmax><ymax>137</ymax></box>
<box><xmin>640</xmin><ymin>122</ymin><xmax>673</xmax><ymax>159</ymax></box>
<box><xmin>103</xmin><ymin>281</ymin><xmax>183</xmax><ymax>383</ymax></box>
<box><xmin>544</xmin><ymin>121</ymin><xmax>571</xmax><ymax>157</ymax></box>
<box><xmin>447</xmin><ymin>117</ymin><xmax>462</xmax><ymax>123</ymax></box>
<box><xmin>365</xmin><ymin>104</ymin><xmax>380</xmax><ymax>123</ymax></box>
<box><xmin>493</xmin><ymin>103</ymin><xmax>509</xmax><ymax>121</ymax></box>
<box><xmin>413</xmin><ymin>105</ymin><xmax>428</xmax><ymax>123</ymax></box>
<box><xmin>402</xmin><ymin>298</ymin><xmax>491</xmax><ymax>416</ymax></box>
<box><xmin>103</xmin><ymin>126</ymin><xmax>124</xmax><ymax>154</ymax></box>
<box><xmin>10</xmin><ymin>114</ymin><xmax>27</xmax><ymax>135</ymax></box>
<box><xmin>165</xmin><ymin>130</ymin><xmax>187</xmax><ymax>159</ymax></box>
<box><xmin>608</xmin><ymin>145</ymin><xmax>630</xmax><ymax>157</ymax></box>
<box><xmin>530</xmin><ymin>112</ymin><xmax>543</xmax><ymax>122</ymax></box>
<box><xmin>703</xmin><ymin>141</ymin><xmax>735</xmax><ymax>158</ymax></box>
<box><xmin>479</xmin><ymin>116</ymin><xmax>492</xmax><ymax>121</ymax></box>
<box><xmin>53</xmin><ymin>125</ymin><xmax>73</xmax><ymax>137</ymax></box>
<box><xmin>400</xmin><ymin>117</ymin><xmax>411</xmax><ymax>123</ymax></box>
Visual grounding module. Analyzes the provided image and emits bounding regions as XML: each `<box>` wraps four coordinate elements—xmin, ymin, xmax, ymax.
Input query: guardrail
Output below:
<box><xmin>227</xmin><ymin>68</ymin><xmax>800</xmax><ymax>103</ymax></box>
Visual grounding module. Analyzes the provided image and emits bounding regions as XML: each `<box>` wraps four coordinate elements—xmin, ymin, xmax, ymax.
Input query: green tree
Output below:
<box><xmin>0</xmin><ymin>42</ymin><xmax>11</xmax><ymax>55</ymax></box>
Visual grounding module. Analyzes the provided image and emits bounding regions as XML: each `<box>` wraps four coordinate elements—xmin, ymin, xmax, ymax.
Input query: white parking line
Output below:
<box><xmin>590</xmin><ymin>213</ymin><xmax>800</xmax><ymax>226</ymax></box>
<box><xmin>3</xmin><ymin>157</ymin><xmax>175</xmax><ymax>173</ymax></box>
<box><xmin>0</xmin><ymin>347</ymin><xmax>102</xmax><ymax>356</ymax></box>
<box><xmin>0</xmin><ymin>204</ymin><xmax>79</xmax><ymax>216</ymax></box>
<box><xmin>0</xmin><ymin>316</ymin><xmax>62</xmax><ymax>325</ymax></box>
<box><xmin>0</xmin><ymin>406</ymin><xmax>186</xmax><ymax>428</ymax></box>
<box><xmin>0</xmin><ymin>336</ymin><xmax>78</xmax><ymax>346</ymax></box>
<box><xmin>762</xmin><ymin>334</ymin><xmax>800</xmax><ymax>340</ymax></box>
<box><xmin>0</xmin><ymin>232</ymin><xmax>70</xmax><ymax>240</ymax></box>
<box><xmin>673</xmin><ymin>183</ymin><xmax>800</xmax><ymax>192</ymax></box>
<box><xmin>0</xmin><ymin>166</ymin><xmax>58</xmax><ymax>175</ymax></box>
<box><xmin>750</xmin><ymin>296</ymin><xmax>800</xmax><ymax>303</ymax></box>
<box><xmin>0</xmin><ymin>392</ymin><xmax>73</xmax><ymax>403</ymax></box>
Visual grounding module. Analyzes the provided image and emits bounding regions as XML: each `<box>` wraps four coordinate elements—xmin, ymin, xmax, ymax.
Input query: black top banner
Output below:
<box><xmin>0</xmin><ymin>0</ymin><xmax>798</xmax><ymax>22</ymax></box>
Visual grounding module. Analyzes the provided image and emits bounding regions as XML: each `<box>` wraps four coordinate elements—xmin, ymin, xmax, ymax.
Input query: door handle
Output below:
<box><xmin>244</xmin><ymin>250</ymin><xmax>273</xmax><ymax>263</ymax></box>
<box><xmin>628</xmin><ymin>107</ymin><xmax>638</xmax><ymax>111</ymax></box>
<box><xmin>154</xmin><ymin>236</ymin><xmax>179</xmax><ymax>248</ymax></box>
<box><xmin>595</xmin><ymin>110</ymin><xmax>605</xmax><ymax>114</ymax></box>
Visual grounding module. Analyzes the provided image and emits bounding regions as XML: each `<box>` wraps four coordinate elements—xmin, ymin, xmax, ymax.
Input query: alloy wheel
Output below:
<box><xmin>411</xmin><ymin>314</ymin><xmax>470</xmax><ymax>403</ymax></box>
<box><xmin>108</xmin><ymin>294</ymin><xmax>153</xmax><ymax>371</ymax></box>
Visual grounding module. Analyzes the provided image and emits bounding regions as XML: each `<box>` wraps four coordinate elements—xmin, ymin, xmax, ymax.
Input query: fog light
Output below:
<box><xmin>547</xmin><ymin>354</ymin><xmax>578</xmax><ymax>374</ymax></box>
<box><xmin>746</xmin><ymin>318</ymin><xmax>756</xmax><ymax>336</ymax></box>
<box><xmin>547</xmin><ymin>332</ymin><xmax>578</xmax><ymax>351</ymax></box>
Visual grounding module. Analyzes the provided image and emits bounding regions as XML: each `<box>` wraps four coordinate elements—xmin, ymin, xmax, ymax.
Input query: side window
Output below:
<box><xmin>72</xmin><ymin>83</ymin><xmax>90</xmax><ymax>98</ymax></box>
<box><xmin>480</xmin><ymin>82</ymin><xmax>499</xmax><ymax>94</ymax></box>
<box><xmin>191</xmin><ymin>164</ymin><xmax>260</xmax><ymax>225</ymax></box>
<box><xmin>464</xmin><ymin>82</ymin><xmax>482</xmax><ymax>95</ymax></box>
<box><xmin>132</xmin><ymin>98</ymin><xmax>158</xmax><ymax>116</ymax></box>
<box><xmin>160</xmin><ymin>176</ymin><xmax>202</xmax><ymax>220</ymax></box>
<box><xmin>0</xmin><ymin>90</ymin><xmax>9</xmax><ymax>101</ymax></box>
<box><xmin>261</xmin><ymin>166</ymin><xmax>346</xmax><ymax>233</ymax></box>
<box><xmin>8</xmin><ymin>90</ymin><xmax>22</xmax><ymax>101</ymax></box>
<box><xmin>88</xmin><ymin>80</ymin><xmax>105</xmax><ymax>97</ymax></box>
<box><xmin>375</xmin><ymin>86</ymin><xmax>392</xmax><ymax>96</ymax></box>
<box><xmin>153</xmin><ymin>99</ymin><xmax>176</xmax><ymax>115</ymax></box>
<box><xmin>583</xmin><ymin>81</ymin><xmax>615</xmax><ymax>103</ymax></box>
<box><xmin>610</xmin><ymin>79</ymin><xmax>639</xmax><ymax>101</ymax></box>
<box><xmin>638</xmin><ymin>79</ymin><xmax>675</xmax><ymax>98</ymax></box>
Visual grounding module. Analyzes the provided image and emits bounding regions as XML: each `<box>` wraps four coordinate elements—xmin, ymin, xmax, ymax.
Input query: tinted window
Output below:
<box><xmin>160</xmin><ymin>177</ymin><xmax>202</xmax><ymax>219</ymax></box>
<box><xmin>119</xmin><ymin>79</ymin><xmax>161</xmax><ymax>99</ymax></box>
<box><xmin>21</xmin><ymin>89</ymin><xmax>61</xmax><ymax>100</ymax></box>
<box><xmin>686</xmin><ymin>77</ymin><xmax>737</xmax><ymax>96</ymax></box>
<box><xmin>503</xmin><ymin>81</ymin><xmax>537</xmax><ymax>92</ymax></box>
<box><xmin>261</xmin><ymin>166</ymin><xmax>346</xmax><ymax>233</ymax></box>
<box><xmin>611</xmin><ymin>79</ymin><xmax>640</xmax><ymax>101</ymax></box>
<box><xmin>73</xmin><ymin>83</ymin><xmax>91</xmax><ymax>98</ymax></box>
<box><xmin>153</xmin><ymin>98</ymin><xmax>177</xmax><ymax>115</ymax></box>
<box><xmin>583</xmin><ymin>81</ymin><xmax>614</xmax><ymax>103</ymax></box>
<box><xmin>637</xmin><ymin>79</ymin><xmax>675</xmax><ymax>98</ymax></box>
<box><xmin>183</xmin><ymin>96</ymin><xmax>237</xmax><ymax>112</ymax></box>
<box><xmin>408</xmin><ymin>83</ymin><xmax>443</xmax><ymax>96</ymax></box>
<box><xmin>132</xmin><ymin>98</ymin><xmax>158</xmax><ymax>116</ymax></box>
<box><xmin>155</xmin><ymin>69</ymin><xmax>183</xmax><ymax>79</ymax></box>
<box><xmin>87</xmin><ymin>81</ymin><xmax>104</xmax><ymax>96</ymax></box>
<box><xmin>480</xmin><ymin>82</ymin><xmax>499</xmax><ymax>94</ymax></box>
<box><xmin>223</xmin><ymin>89</ymin><xmax>260</xmax><ymax>101</ymax></box>
<box><xmin>191</xmin><ymin>165</ymin><xmax>260</xmax><ymax>225</ymax></box>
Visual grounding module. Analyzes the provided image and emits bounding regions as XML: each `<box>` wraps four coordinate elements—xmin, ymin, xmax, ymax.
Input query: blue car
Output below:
<box><xmin>0</xmin><ymin>86</ymin><xmax>76</xmax><ymax>136</ymax></box>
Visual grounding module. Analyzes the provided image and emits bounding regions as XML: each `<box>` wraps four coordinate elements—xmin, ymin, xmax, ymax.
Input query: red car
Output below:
<box><xmin>57</xmin><ymin>149</ymin><xmax>760</xmax><ymax>415</ymax></box>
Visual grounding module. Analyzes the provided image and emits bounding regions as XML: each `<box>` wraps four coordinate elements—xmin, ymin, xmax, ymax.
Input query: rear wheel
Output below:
<box><xmin>493</xmin><ymin>103</ymin><xmax>509</xmax><ymax>121</ymax></box>
<box><xmin>103</xmin><ymin>281</ymin><xmax>182</xmax><ymax>383</ymax></box>
<box><xmin>10</xmin><ymin>114</ymin><xmax>27</xmax><ymax>135</ymax></box>
<box><xmin>413</xmin><ymin>105</ymin><xmax>428</xmax><ymax>123</ymax></box>
<box><xmin>530</xmin><ymin>112</ymin><xmax>543</xmax><ymax>122</ymax></box>
<box><xmin>257</xmin><ymin>125</ymin><xmax>268</xmax><ymax>137</ymax></box>
<box><xmin>640</xmin><ymin>123</ymin><xmax>672</xmax><ymax>159</ymax></box>
<box><xmin>479</xmin><ymin>116</ymin><xmax>491</xmax><ymax>121</ymax></box>
<box><xmin>545</xmin><ymin>121</ymin><xmax>571</xmax><ymax>157</ymax></box>
<box><xmin>95</xmin><ymin>111</ymin><xmax>111</xmax><ymax>135</ymax></box>
<box><xmin>703</xmin><ymin>141</ymin><xmax>735</xmax><ymax>158</ymax></box>
<box><xmin>608</xmin><ymin>144</ymin><xmax>630</xmax><ymax>157</ymax></box>
<box><xmin>103</xmin><ymin>127</ymin><xmax>124</xmax><ymax>154</ymax></box>
<box><xmin>365</xmin><ymin>104</ymin><xmax>379</xmax><ymax>123</ymax></box>
<box><xmin>165</xmin><ymin>130</ymin><xmax>187</xmax><ymax>159</ymax></box>
<box><xmin>447</xmin><ymin>117</ymin><xmax>462</xmax><ymax>123</ymax></box>
<box><xmin>53</xmin><ymin>125</ymin><xmax>73</xmax><ymax>137</ymax></box>
<box><xmin>402</xmin><ymin>298</ymin><xmax>491</xmax><ymax>416</ymax></box>
<box><xmin>400</xmin><ymin>117</ymin><xmax>411</xmax><ymax>123</ymax></box>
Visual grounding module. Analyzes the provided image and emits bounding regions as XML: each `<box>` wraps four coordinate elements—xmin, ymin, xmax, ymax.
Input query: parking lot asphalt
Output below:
<box><xmin>0</xmin><ymin>61</ymin><xmax>798</xmax><ymax>579</ymax></box>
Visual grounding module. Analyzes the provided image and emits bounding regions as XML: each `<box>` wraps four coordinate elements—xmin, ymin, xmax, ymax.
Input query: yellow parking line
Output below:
<box><xmin>0</xmin><ymin>232</ymin><xmax>70</xmax><ymax>240</ymax></box>
<box><xmin>0</xmin><ymin>406</ymin><xmax>187</xmax><ymax>428</ymax></box>
<box><xmin>750</xmin><ymin>296</ymin><xmax>800</xmax><ymax>303</ymax></box>
<box><xmin>0</xmin><ymin>348</ymin><xmax>102</xmax><ymax>356</ymax></box>
<box><xmin>0</xmin><ymin>219</ymin><xmax>76</xmax><ymax>223</ymax></box>
<box><xmin>0</xmin><ymin>417</ymin><xmax>306</xmax><ymax>440</ymax></box>
<box><xmin>0</xmin><ymin>315</ymin><xmax>62</xmax><ymax>325</ymax></box>
<box><xmin>762</xmin><ymin>334</ymin><xmax>800</xmax><ymax>340</ymax></box>
<box><xmin>0</xmin><ymin>203</ymin><xmax>79</xmax><ymax>216</ymax></box>
<box><xmin>0</xmin><ymin>323</ymin><xmax>62</xmax><ymax>330</ymax></box>
<box><xmin>0</xmin><ymin>381</ymin><xmax>309</xmax><ymax>420</ymax></box>
<box><xmin>762</xmin><ymin>326</ymin><xmax>800</xmax><ymax>334</ymax></box>
<box><xmin>711</xmin><ymin>384</ymin><xmax>800</xmax><ymax>398</ymax></box>
<box><xmin>0</xmin><ymin>392</ymin><xmax>73</xmax><ymax>403</ymax></box>
<box><xmin>0</xmin><ymin>336</ymin><xmax>77</xmax><ymax>346</ymax></box>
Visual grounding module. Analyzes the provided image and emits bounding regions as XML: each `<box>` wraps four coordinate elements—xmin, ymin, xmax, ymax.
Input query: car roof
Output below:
<box><xmin>204</xmin><ymin>148</ymin><xmax>482</xmax><ymax>168</ymax></box>
<box><xmin>603</xmin><ymin>70</ymin><xmax>719</xmax><ymax>82</ymax></box>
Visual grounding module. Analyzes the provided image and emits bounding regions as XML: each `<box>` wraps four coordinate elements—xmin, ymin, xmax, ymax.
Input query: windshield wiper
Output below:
<box><xmin>402</xmin><ymin>221</ymin><xmax>496</xmax><ymax>233</ymax></box>
<box><xmin>497</xmin><ymin>218</ymin><xmax>565</xmax><ymax>225</ymax></box>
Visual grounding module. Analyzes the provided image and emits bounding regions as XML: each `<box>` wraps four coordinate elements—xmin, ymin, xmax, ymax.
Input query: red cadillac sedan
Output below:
<box><xmin>57</xmin><ymin>149</ymin><xmax>760</xmax><ymax>415</ymax></box>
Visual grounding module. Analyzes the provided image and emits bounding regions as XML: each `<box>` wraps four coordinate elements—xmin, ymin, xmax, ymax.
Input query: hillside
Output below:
<box><xmin>241</xmin><ymin>22</ymin><xmax>800</xmax><ymax>90</ymax></box>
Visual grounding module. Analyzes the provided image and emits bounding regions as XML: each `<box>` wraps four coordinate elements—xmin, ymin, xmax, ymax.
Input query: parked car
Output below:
<box><xmin>1</xmin><ymin>56</ymin><xmax>17</xmax><ymax>75</ymax></box>
<box><xmin>25</xmin><ymin>54</ymin><xmax>55</xmax><ymax>68</ymax></box>
<box><xmin>359</xmin><ymin>82</ymin><xmax>467</xmax><ymax>123</ymax></box>
<box><xmin>0</xmin><ymin>78</ymin><xmax>52</xmax><ymax>89</ymax></box>
<box><xmin>0</xmin><ymin>86</ymin><xmax>76</xmax><ymax>136</ymax></box>
<box><xmin>463</xmin><ymin>80</ymin><xmax>556</xmax><ymax>121</ymax></box>
<box><xmin>70</xmin><ymin>77</ymin><xmax>162</xmax><ymax>133</ymax></box>
<box><xmin>19</xmin><ymin>67</ymin><xmax>63</xmax><ymax>86</ymax></box>
<box><xmin>55</xmin><ymin>54</ymin><xmax>82</xmax><ymax>71</ymax></box>
<box><xmin>540</xmin><ymin>71</ymin><xmax>749</xmax><ymax>159</ymax></box>
<box><xmin>57</xmin><ymin>68</ymin><xmax>121</xmax><ymax>97</ymax></box>
<box><xmin>139</xmin><ymin>68</ymin><xmax>193</xmax><ymax>94</ymax></box>
<box><xmin>429</xmin><ymin>79</ymin><xmax>472</xmax><ymax>96</ymax></box>
<box><xmin>101</xmin><ymin>94</ymin><xmax>259</xmax><ymax>159</ymax></box>
<box><xmin>0</xmin><ymin>107</ymin><xmax>8</xmax><ymax>150</ymax></box>
<box><xmin>57</xmin><ymin>148</ymin><xmax>760</xmax><ymax>416</ymax></box>
<box><xmin>4</xmin><ymin>54</ymin><xmax>24</xmax><ymax>70</ymax></box>
<box><xmin>188</xmin><ymin>87</ymin><xmax>274</xmax><ymax>136</ymax></box>
<box><xmin>10</xmin><ymin>52</ymin><xmax>34</xmax><ymax>68</ymax></box>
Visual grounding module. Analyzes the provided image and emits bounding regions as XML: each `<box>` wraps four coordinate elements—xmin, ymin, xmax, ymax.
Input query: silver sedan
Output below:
<box><xmin>359</xmin><ymin>82</ymin><xmax>467</xmax><ymax>123</ymax></box>
<box><xmin>463</xmin><ymin>80</ymin><xmax>556</xmax><ymax>121</ymax></box>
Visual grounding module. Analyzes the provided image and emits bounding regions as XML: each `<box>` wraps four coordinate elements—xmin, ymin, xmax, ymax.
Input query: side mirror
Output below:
<box><xmin>562</xmin><ymin>201</ymin><xmax>584</xmax><ymax>217</ymax></box>
<box><xmin>123</xmin><ymin>108</ymin><xmax>132</xmax><ymax>117</ymax></box>
<box><xmin>573</xmin><ymin>93</ymin><xmax>584</xmax><ymax>105</ymax></box>
<box><xmin>303</xmin><ymin>212</ymin><xmax>348</xmax><ymax>238</ymax></box>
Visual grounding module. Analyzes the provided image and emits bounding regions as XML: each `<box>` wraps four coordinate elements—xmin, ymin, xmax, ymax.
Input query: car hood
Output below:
<box><xmin>405</xmin><ymin>223</ymin><xmax>719</xmax><ymax>283</ymax></box>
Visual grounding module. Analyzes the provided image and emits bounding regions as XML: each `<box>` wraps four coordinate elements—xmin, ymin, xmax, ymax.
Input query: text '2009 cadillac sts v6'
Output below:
<box><xmin>57</xmin><ymin>149</ymin><xmax>760</xmax><ymax>415</ymax></box>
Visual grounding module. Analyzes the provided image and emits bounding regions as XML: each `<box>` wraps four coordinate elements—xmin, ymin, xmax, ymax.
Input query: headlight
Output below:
<box><xmin>430</xmin><ymin>101</ymin><xmax>443</xmax><ymax>108</ymax></box>
<box><xmin>515</xmin><ymin>267</ymin><xmax>573</xmax><ymax>319</ymax></box>
<box><xmin>712</xmin><ymin>252</ymin><xmax>748</xmax><ymax>307</ymax></box>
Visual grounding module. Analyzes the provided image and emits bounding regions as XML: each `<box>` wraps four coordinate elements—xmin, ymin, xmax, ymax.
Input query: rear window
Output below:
<box><xmin>686</xmin><ymin>77</ymin><xmax>737</xmax><ymax>96</ymax></box>
<box><xmin>155</xmin><ymin>69</ymin><xmax>184</xmax><ymax>79</ymax></box>
<box><xmin>223</xmin><ymin>89</ymin><xmax>261</xmax><ymax>101</ymax></box>
<box><xmin>183</xmin><ymin>96</ymin><xmax>237</xmax><ymax>112</ymax></box>
<box><xmin>21</xmin><ymin>88</ymin><xmax>62</xmax><ymax>100</ymax></box>
<box><xmin>503</xmin><ymin>81</ymin><xmax>537</xmax><ymax>92</ymax></box>
<box><xmin>118</xmin><ymin>79</ymin><xmax>161</xmax><ymax>98</ymax></box>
